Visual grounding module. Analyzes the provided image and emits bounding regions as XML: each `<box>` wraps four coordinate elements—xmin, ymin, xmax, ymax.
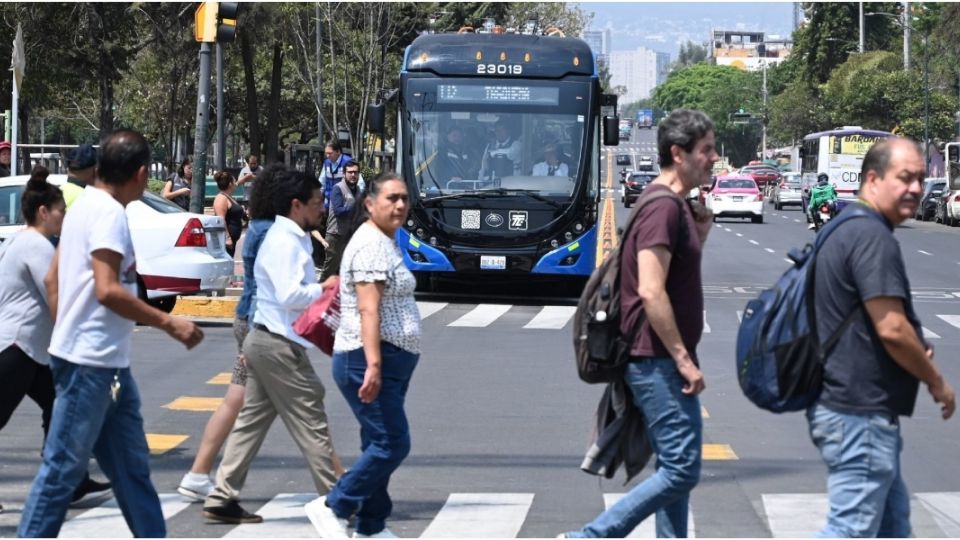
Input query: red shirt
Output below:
<box><xmin>619</xmin><ymin>185</ymin><xmax>704</xmax><ymax>365</ymax></box>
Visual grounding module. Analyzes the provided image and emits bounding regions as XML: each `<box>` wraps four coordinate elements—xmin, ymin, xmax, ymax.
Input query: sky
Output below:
<box><xmin>578</xmin><ymin>2</ymin><xmax>798</xmax><ymax>59</ymax></box>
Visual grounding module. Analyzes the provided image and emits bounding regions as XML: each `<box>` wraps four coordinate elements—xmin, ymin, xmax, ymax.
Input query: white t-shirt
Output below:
<box><xmin>49</xmin><ymin>187</ymin><xmax>138</xmax><ymax>369</ymax></box>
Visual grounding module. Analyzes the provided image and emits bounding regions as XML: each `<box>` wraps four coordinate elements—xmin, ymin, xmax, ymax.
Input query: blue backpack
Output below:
<box><xmin>735</xmin><ymin>205</ymin><xmax>882</xmax><ymax>413</ymax></box>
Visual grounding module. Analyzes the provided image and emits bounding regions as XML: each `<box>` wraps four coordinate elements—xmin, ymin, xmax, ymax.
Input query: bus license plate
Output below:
<box><xmin>209</xmin><ymin>233</ymin><xmax>221</xmax><ymax>251</ymax></box>
<box><xmin>480</xmin><ymin>255</ymin><xmax>506</xmax><ymax>270</ymax></box>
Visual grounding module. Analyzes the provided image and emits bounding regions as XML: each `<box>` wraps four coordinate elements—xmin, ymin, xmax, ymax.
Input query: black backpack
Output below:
<box><xmin>573</xmin><ymin>190</ymin><xmax>688</xmax><ymax>384</ymax></box>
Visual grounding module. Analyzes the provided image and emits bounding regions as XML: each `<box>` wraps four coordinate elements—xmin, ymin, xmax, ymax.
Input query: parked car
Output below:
<box><xmin>620</xmin><ymin>171</ymin><xmax>655</xmax><ymax>207</ymax></box>
<box><xmin>771</xmin><ymin>172</ymin><xmax>804</xmax><ymax>210</ymax></box>
<box><xmin>739</xmin><ymin>164</ymin><xmax>781</xmax><ymax>190</ymax></box>
<box><xmin>615</xmin><ymin>153</ymin><xmax>632</xmax><ymax>167</ymax></box>
<box><xmin>945</xmin><ymin>186</ymin><xmax>960</xmax><ymax>227</ymax></box>
<box><xmin>704</xmin><ymin>174</ymin><xmax>764</xmax><ymax>223</ymax></box>
<box><xmin>0</xmin><ymin>175</ymin><xmax>234</xmax><ymax>312</ymax></box>
<box><xmin>917</xmin><ymin>178</ymin><xmax>946</xmax><ymax>221</ymax></box>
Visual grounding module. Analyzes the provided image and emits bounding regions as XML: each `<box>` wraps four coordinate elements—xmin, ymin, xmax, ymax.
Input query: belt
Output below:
<box><xmin>251</xmin><ymin>323</ymin><xmax>301</xmax><ymax>347</ymax></box>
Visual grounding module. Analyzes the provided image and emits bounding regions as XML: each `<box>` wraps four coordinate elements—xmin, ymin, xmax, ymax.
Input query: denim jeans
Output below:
<box><xmin>18</xmin><ymin>356</ymin><xmax>164</xmax><ymax>538</ymax></box>
<box><xmin>568</xmin><ymin>357</ymin><xmax>702</xmax><ymax>538</ymax></box>
<box><xmin>807</xmin><ymin>403</ymin><xmax>910</xmax><ymax>538</ymax></box>
<box><xmin>326</xmin><ymin>342</ymin><xmax>418</xmax><ymax>536</ymax></box>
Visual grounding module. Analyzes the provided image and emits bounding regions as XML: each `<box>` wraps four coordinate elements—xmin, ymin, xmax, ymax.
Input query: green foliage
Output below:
<box><xmin>653</xmin><ymin>64</ymin><xmax>762</xmax><ymax>166</ymax></box>
<box><xmin>671</xmin><ymin>40</ymin><xmax>708</xmax><ymax>73</ymax></box>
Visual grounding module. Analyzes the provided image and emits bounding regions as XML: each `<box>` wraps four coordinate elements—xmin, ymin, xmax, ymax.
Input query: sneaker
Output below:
<box><xmin>353</xmin><ymin>528</ymin><xmax>398</xmax><ymax>538</ymax></box>
<box><xmin>70</xmin><ymin>478</ymin><xmax>112</xmax><ymax>507</ymax></box>
<box><xmin>178</xmin><ymin>472</ymin><xmax>215</xmax><ymax>501</ymax></box>
<box><xmin>304</xmin><ymin>496</ymin><xmax>350</xmax><ymax>538</ymax></box>
<box><xmin>203</xmin><ymin>500</ymin><xmax>263</xmax><ymax>524</ymax></box>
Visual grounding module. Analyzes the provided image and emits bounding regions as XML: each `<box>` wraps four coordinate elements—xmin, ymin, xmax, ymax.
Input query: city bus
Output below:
<box><xmin>376</xmin><ymin>29</ymin><xmax>618</xmax><ymax>291</ymax></box>
<box><xmin>799</xmin><ymin>127</ymin><xmax>892</xmax><ymax>202</ymax></box>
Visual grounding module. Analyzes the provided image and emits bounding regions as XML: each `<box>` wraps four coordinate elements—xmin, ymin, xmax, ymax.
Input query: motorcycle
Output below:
<box><xmin>813</xmin><ymin>200</ymin><xmax>837</xmax><ymax>231</ymax></box>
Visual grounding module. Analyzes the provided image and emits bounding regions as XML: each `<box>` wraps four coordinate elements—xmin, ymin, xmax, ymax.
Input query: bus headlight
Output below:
<box><xmin>550</xmin><ymin>239</ymin><xmax>559</xmax><ymax>248</ymax></box>
<box><xmin>573</xmin><ymin>222</ymin><xmax>584</xmax><ymax>233</ymax></box>
<box><xmin>564</xmin><ymin>231</ymin><xmax>573</xmax><ymax>242</ymax></box>
<box><xmin>415</xmin><ymin>228</ymin><xmax>425</xmax><ymax>238</ymax></box>
<box><xmin>407</xmin><ymin>219</ymin><xmax>415</xmax><ymax>228</ymax></box>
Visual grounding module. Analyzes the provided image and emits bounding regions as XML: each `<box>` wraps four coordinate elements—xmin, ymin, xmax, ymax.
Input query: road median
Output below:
<box><xmin>171</xmin><ymin>296</ymin><xmax>238</xmax><ymax>319</ymax></box>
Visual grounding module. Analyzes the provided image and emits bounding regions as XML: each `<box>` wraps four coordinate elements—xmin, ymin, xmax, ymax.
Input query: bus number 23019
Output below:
<box><xmin>477</xmin><ymin>64</ymin><xmax>523</xmax><ymax>75</ymax></box>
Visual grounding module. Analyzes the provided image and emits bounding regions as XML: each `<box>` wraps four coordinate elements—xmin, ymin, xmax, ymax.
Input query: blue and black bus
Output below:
<box><xmin>373</xmin><ymin>30</ymin><xmax>618</xmax><ymax>291</ymax></box>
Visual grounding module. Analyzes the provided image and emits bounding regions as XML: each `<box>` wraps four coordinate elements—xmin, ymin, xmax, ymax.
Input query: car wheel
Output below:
<box><xmin>624</xmin><ymin>198</ymin><xmax>632</xmax><ymax>208</ymax></box>
<box><xmin>752</xmin><ymin>215</ymin><xmax>764</xmax><ymax>224</ymax></box>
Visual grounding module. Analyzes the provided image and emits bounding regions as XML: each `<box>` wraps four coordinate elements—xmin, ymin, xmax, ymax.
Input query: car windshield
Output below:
<box><xmin>140</xmin><ymin>190</ymin><xmax>187</xmax><ymax>214</ymax></box>
<box><xmin>718</xmin><ymin>179</ymin><xmax>756</xmax><ymax>189</ymax></box>
<box><xmin>630</xmin><ymin>174</ymin><xmax>654</xmax><ymax>183</ymax></box>
<box><xmin>0</xmin><ymin>185</ymin><xmax>25</xmax><ymax>225</ymax></box>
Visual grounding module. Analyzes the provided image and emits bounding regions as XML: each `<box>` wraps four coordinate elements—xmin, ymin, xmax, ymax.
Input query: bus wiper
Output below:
<box><xmin>419</xmin><ymin>191</ymin><xmax>493</xmax><ymax>206</ymax></box>
<box><xmin>476</xmin><ymin>188</ymin><xmax>565</xmax><ymax>210</ymax></box>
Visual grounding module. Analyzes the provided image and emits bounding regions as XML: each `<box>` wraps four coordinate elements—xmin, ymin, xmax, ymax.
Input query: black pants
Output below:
<box><xmin>0</xmin><ymin>345</ymin><xmax>55</xmax><ymax>436</ymax></box>
<box><xmin>0</xmin><ymin>345</ymin><xmax>94</xmax><ymax>486</ymax></box>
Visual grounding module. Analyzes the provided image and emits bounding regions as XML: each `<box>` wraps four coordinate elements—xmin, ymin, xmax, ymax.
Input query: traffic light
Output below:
<box><xmin>195</xmin><ymin>2</ymin><xmax>239</xmax><ymax>43</ymax></box>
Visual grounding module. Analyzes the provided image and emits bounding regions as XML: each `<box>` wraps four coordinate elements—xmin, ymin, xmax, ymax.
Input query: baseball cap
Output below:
<box><xmin>0</xmin><ymin>141</ymin><xmax>10</xmax><ymax>150</ymax></box>
<box><xmin>66</xmin><ymin>144</ymin><xmax>97</xmax><ymax>170</ymax></box>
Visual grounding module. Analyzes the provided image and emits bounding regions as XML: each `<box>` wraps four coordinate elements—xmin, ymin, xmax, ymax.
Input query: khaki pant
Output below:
<box><xmin>207</xmin><ymin>327</ymin><xmax>338</xmax><ymax>506</ymax></box>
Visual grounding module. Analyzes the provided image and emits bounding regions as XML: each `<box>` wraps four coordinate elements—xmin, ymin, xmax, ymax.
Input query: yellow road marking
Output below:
<box><xmin>596</xmin><ymin>150</ymin><xmax>618</xmax><ymax>267</ymax></box>
<box><xmin>146</xmin><ymin>434</ymin><xmax>189</xmax><ymax>455</ymax></box>
<box><xmin>206</xmin><ymin>372</ymin><xmax>232</xmax><ymax>385</ymax></box>
<box><xmin>162</xmin><ymin>396</ymin><xmax>224</xmax><ymax>412</ymax></box>
<box><xmin>701</xmin><ymin>406</ymin><xmax>710</xmax><ymax>419</ymax></box>
<box><xmin>703</xmin><ymin>444</ymin><xmax>738</xmax><ymax>460</ymax></box>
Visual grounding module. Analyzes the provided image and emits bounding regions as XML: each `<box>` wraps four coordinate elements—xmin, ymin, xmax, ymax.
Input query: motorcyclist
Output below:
<box><xmin>808</xmin><ymin>173</ymin><xmax>838</xmax><ymax>229</ymax></box>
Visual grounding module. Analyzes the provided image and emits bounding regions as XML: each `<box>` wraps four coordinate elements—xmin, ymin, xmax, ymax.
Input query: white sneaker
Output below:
<box><xmin>305</xmin><ymin>496</ymin><xmax>350</xmax><ymax>538</ymax></box>
<box><xmin>353</xmin><ymin>528</ymin><xmax>398</xmax><ymax>538</ymax></box>
<box><xmin>177</xmin><ymin>472</ymin><xmax>214</xmax><ymax>501</ymax></box>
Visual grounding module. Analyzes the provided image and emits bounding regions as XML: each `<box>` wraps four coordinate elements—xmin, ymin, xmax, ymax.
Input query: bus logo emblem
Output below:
<box><xmin>509</xmin><ymin>211</ymin><xmax>528</xmax><ymax>230</ymax></box>
<box><xmin>485</xmin><ymin>213</ymin><xmax>504</xmax><ymax>228</ymax></box>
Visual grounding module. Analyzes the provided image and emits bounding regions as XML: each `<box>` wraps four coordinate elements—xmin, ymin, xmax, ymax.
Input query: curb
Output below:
<box><xmin>171</xmin><ymin>296</ymin><xmax>239</xmax><ymax>319</ymax></box>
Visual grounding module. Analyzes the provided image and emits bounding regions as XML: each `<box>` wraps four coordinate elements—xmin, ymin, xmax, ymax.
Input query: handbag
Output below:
<box><xmin>293</xmin><ymin>277</ymin><xmax>340</xmax><ymax>356</ymax></box>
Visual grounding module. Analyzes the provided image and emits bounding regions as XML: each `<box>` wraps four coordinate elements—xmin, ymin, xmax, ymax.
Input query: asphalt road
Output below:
<box><xmin>2</xmin><ymin>129</ymin><xmax>960</xmax><ymax>537</ymax></box>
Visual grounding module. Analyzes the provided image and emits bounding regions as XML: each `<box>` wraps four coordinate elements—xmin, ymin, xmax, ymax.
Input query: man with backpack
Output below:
<box><xmin>807</xmin><ymin>138</ymin><xmax>955</xmax><ymax>537</ymax></box>
<box><xmin>563</xmin><ymin>110</ymin><xmax>717</xmax><ymax>538</ymax></box>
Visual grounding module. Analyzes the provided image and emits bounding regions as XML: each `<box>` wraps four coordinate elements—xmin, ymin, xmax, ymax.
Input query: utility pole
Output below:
<box><xmin>761</xmin><ymin>60</ymin><xmax>768</xmax><ymax>162</ymax></box>
<box><xmin>191</xmin><ymin>42</ymin><xmax>213</xmax><ymax>214</ymax></box>
<box><xmin>316</xmin><ymin>3</ymin><xmax>324</xmax><ymax>141</ymax></box>
<box><xmin>216</xmin><ymin>41</ymin><xmax>226</xmax><ymax>171</ymax></box>
<box><xmin>923</xmin><ymin>32</ymin><xmax>929</xmax><ymax>169</ymax></box>
<box><xmin>903</xmin><ymin>1</ymin><xmax>911</xmax><ymax>70</ymax></box>
<box><xmin>858</xmin><ymin>2</ymin><xmax>865</xmax><ymax>53</ymax></box>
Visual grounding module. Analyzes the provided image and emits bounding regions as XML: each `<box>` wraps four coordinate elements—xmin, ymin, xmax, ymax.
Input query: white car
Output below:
<box><xmin>704</xmin><ymin>174</ymin><xmax>765</xmax><ymax>223</ymax></box>
<box><xmin>0</xmin><ymin>174</ymin><xmax>233</xmax><ymax>312</ymax></box>
<box><xmin>772</xmin><ymin>172</ymin><xmax>804</xmax><ymax>210</ymax></box>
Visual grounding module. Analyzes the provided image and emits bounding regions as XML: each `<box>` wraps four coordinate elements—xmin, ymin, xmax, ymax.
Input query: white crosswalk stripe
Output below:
<box><xmin>224</xmin><ymin>493</ymin><xmax>316</xmax><ymax>538</ymax></box>
<box><xmin>416</xmin><ymin>301</ymin><xmax>447</xmax><ymax>320</ymax></box>
<box><xmin>603</xmin><ymin>493</ymin><xmax>695</xmax><ymax>537</ymax></box>
<box><xmin>923</xmin><ymin>326</ymin><xmax>941</xmax><ymax>339</ymax></box>
<box><xmin>702</xmin><ymin>310</ymin><xmax>711</xmax><ymax>333</ymax></box>
<box><xmin>60</xmin><ymin>494</ymin><xmax>191</xmax><ymax>538</ymax></box>
<box><xmin>448</xmin><ymin>304</ymin><xmax>512</xmax><ymax>327</ymax></box>
<box><xmin>420</xmin><ymin>493</ymin><xmax>534</xmax><ymax>538</ymax></box>
<box><xmin>936</xmin><ymin>314</ymin><xmax>960</xmax><ymax>330</ymax></box>
<box><xmin>523</xmin><ymin>306</ymin><xmax>577</xmax><ymax>329</ymax></box>
<box><xmin>53</xmin><ymin>490</ymin><xmax>960</xmax><ymax>537</ymax></box>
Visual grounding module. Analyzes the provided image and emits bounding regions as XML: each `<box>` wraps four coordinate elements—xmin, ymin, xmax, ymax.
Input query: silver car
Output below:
<box><xmin>771</xmin><ymin>172</ymin><xmax>804</xmax><ymax>210</ymax></box>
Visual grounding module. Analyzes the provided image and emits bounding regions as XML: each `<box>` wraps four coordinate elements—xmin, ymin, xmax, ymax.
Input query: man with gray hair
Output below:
<box><xmin>562</xmin><ymin>110</ymin><xmax>717</xmax><ymax>538</ymax></box>
<box><xmin>807</xmin><ymin>137</ymin><xmax>954</xmax><ymax>537</ymax></box>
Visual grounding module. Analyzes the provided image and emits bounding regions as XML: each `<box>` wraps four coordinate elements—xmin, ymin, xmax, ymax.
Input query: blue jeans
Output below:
<box><xmin>18</xmin><ymin>357</ymin><xmax>163</xmax><ymax>538</ymax></box>
<box><xmin>807</xmin><ymin>404</ymin><xmax>910</xmax><ymax>538</ymax></box>
<box><xmin>568</xmin><ymin>357</ymin><xmax>702</xmax><ymax>538</ymax></box>
<box><xmin>327</xmin><ymin>342</ymin><xmax>418</xmax><ymax>536</ymax></box>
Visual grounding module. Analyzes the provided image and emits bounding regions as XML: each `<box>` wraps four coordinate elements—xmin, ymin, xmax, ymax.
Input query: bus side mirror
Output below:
<box><xmin>603</xmin><ymin>116</ymin><xmax>620</xmax><ymax>146</ymax></box>
<box><xmin>367</xmin><ymin>103</ymin><xmax>386</xmax><ymax>134</ymax></box>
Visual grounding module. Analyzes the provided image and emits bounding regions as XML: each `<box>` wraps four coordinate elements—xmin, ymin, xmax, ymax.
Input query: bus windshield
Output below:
<box><xmin>403</xmin><ymin>78</ymin><xmax>590</xmax><ymax>200</ymax></box>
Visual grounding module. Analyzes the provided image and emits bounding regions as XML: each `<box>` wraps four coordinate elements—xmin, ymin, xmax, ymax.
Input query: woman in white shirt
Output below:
<box><xmin>304</xmin><ymin>172</ymin><xmax>421</xmax><ymax>539</ymax></box>
<box><xmin>0</xmin><ymin>166</ymin><xmax>110</xmax><ymax>507</ymax></box>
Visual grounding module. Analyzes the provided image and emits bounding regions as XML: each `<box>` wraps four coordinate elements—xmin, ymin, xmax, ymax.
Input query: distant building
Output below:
<box><xmin>710</xmin><ymin>29</ymin><xmax>792</xmax><ymax>71</ymax></box>
<box><xmin>608</xmin><ymin>47</ymin><xmax>671</xmax><ymax>105</ymax></box>
<box><xmin>581</xmin><ymin>28</ymin><xmax>611</xmax><ymax>63</ymax></box>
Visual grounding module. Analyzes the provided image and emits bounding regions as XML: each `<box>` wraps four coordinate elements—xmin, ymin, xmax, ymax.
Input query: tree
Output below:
<box><xmin>671</xmin><ymin>40</ymin><xmax>708</xmax><ymax>72</ymax></box>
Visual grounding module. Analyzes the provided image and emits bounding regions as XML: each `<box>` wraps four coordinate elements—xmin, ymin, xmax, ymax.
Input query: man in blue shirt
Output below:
<box><xmin>322</xmin><ymin>141</ymin><xmax>352</xmax><ymax>213</ymax></box>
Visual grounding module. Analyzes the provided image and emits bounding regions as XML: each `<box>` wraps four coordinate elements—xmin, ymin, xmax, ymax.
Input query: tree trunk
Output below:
<box><xmin>239</xmin><ymin>31</ymin><xmax>261</xmax><ymax>159</ymax></box>
<box><xmin>265</xmin><ymin>41</ymin><xmax>284</xmax><ymax>164</ymax></box>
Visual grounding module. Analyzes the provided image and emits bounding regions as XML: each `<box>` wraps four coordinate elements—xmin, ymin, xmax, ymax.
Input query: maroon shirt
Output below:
<box><xmin>619</xmin><ymin>185</ymin><xmax>704</xmax><ymax>365</ymax></box>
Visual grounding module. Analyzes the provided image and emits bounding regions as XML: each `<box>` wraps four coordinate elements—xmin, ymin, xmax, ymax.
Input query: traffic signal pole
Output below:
<box><xmin>191</xmin><ymin>42</ymin><xmax>213</xmax><ymax>214</ymax></box>
<box><xmin>217</xmin><ymin>41</ymin><xmax>226</xmax><ymax>171</ymax></box>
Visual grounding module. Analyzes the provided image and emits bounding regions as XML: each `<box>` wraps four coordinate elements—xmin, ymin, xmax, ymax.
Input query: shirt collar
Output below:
<box><xmin>274</xmin><ymin>215</ymin><xmax>307</xmax><ymax>238</ymax></box>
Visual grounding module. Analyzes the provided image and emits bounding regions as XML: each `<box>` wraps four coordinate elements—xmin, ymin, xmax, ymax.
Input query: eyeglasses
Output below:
<box><xmin>345</xmin><ymin>170</ymin><xmax>360</xmax><ymax>175</ymax></box>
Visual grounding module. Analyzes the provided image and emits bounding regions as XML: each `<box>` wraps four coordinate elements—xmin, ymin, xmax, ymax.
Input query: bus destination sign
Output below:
<box><xmin>438</xmin><ymin>84</ymin><xmax>559</xmax><ymax>106</ymax></box>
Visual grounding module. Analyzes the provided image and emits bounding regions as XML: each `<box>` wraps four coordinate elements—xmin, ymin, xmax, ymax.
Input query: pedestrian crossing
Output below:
<box><xmin>420</xmin><ymin>301</ymin><xmax>960</xmax><ymax>339</ymax></box>
<box><xmin>52</xmin><ymin>490</ymin><xmax>960</xmax><ymax>538</ymax></box>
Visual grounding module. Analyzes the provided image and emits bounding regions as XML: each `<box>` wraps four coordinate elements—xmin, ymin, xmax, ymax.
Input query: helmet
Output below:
<box><xmin>817</xmin><ymin>173</ymin><xmax>829</xmax><ymax>185</ymax></box>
